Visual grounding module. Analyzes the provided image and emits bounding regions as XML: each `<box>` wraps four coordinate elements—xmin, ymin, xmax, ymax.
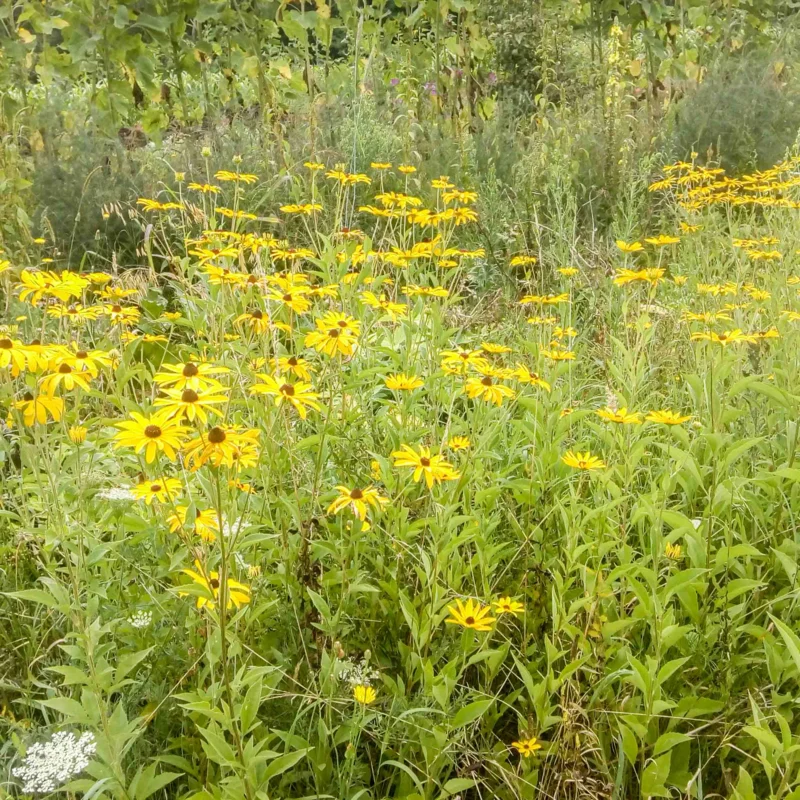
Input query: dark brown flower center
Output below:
<box><xmin>76</xmin><ymin>350</ymin><xmax>88</xmax><ymax>359</ymax></box>
<box><xmin>144</xmin><ymin>425</ymin><xmax>162</xmax><ymax>438</ymax></box>
<box><xmin>182</xmin><ymin>362</ymin><xmax>199</xmax><ymax>377</ymax></box>
<box><xmin>181</xmin><ymin>389</ymin><xmax>199</xmax><ymax>403</ymax></box>
<box><xmin>350</xmin><ymin>488</ymin><xmax>364</xmax><ymax>500</ymax></box>
<box><xmin>328</xmin><ymin>329</ymin><xmax>340</xmax><ymax>338</ymax></box>
<box><xmin>251</xmin><ymin>310</ymin><xmax>263</xmax><ymax>320</ymax></box>
<box><xmin>420</xmin><ymin>457</ymin><xmax>431</xmax><ymax>467</ymax></box>
<box><xmin>0</xmin><ymin>339</ymin><xmax>12</xmax><ymax>349</ymax></box>
<box><xmin>465</xmin><ymin>616</ymin><xmax>475</xmax><ymax>625</ymax></box>
<box><xmin>150</xmin><ymin>484</ymin><xmax>162</xmax><ymax>492</ymax></box>
<box><xmin>209</xmin><ymin>578</ymin><xmax>220</xmax><ymax>589</ymax></box>
<box><xmin>481</xmin><ymin>376</ymin><xmax>492</xmax><ymax>386</ymax></box>
<box><xmin>58</xmin><ymin>363</ymin><xmax>72</xmax><ymax>374</ymax></box>
<box><xmin>338</xmin><ymin>320</ymin><xmax>348</xmax><ymax>327</ymax></box>
<box><xmin>208</xmin><ymin>427</ymin><xmax>226</xmax><ymax>443</ymax></box>
<box><xmin>287</xmin><ymin>356</ymin><xmax>298</xmax><ymax>366</ymax></box>
<box><xmin>23</xmin><ymin>391</ymin><xmax>34</xmax><ymax>401</ymax></box>
<box><xmin>282</xmin><ymin>293</ymin><xmax>293</xmax><ymax>302</ymax></box>
<box><xmin>280</xmin><ymin>383</ymin><xmax>295</xmax><ymax>396</ymax></box>
<box><xmin>112</xmin><ymin>304</ymin><xmax>122</xmax><ymax>312</ymax></box>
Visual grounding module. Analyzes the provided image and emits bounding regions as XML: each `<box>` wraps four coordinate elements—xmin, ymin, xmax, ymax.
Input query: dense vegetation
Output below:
<box><xmin>4</xmin><ymin>2</ymin><xmax>800</xmax><ymax>799</ymax></box>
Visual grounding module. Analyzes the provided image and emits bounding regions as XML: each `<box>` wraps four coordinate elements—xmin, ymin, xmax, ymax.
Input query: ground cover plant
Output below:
<box><xmin>6</xmin><ymin>2</ymin><xmax>800</xmax><ymax>799</ymax></box>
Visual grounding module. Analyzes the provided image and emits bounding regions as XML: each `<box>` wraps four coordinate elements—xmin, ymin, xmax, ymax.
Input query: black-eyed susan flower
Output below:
<box><xmin>495</xmin><ymin>597</ymin><xmax>524</xmax><ymax>615</ymax></box>
<box><xmin>464</xmin><ymin>371</ymin><xmax>516</xmax><ymax>406</ymax></box>
<box><xmin>132</xmin><ymin>478</ymin><xmax>182</xmax><ymax>505</ymax></box>
<box><xmin>250</xmin><ymin>375</ymin><xmax>321</xmax><ymax>418</ymax></box>
<box><xmin>445</xmin><ymin>598</ymin><xmax>495</xmax><ymax>631</ymax></box>
<box><xmin>690</xmin><ymin>329</ymin><xmax>758</xmax><ymax>346</ymax></box>
<box><xmin>0</xmin><ymin>337</ymin><xmax>30</xmax><ymax>375</ymax></box>
<box><xmin>360</xmin><ymin>291</ymin><xmax>407</xmax><ymax>321</ymax></box>
<box><xmin>540</xmin><ymin>348</ymin><xmax>575</xmax><ymax>361</ymax></box>
<box><xmin>104</xmin><ymin>304</ymin><xmax>141</xmax><ymax>326</ymax></box>
<box><xmin>235</xmin><ymin>309</ymin><xmax>283</xmax><ymax>335</ymax></box>
<box><xmin>513</xmin><ymin>365</ymin><xmax>551</xmax><ymax>392</ymax></box>
<box><xmin>327</xmin><ymin>485</ymin><xmax>389</xmax><ymax>520</ymax></box>
<box><xmin>13</xmin><ymin>392</ymin><xmax>64</xmax><ymax>426</ymax></box>
<box><xmin>616</xmin><ymin>240</ymin><xmax>644</xmax><ymax>253</ymax></box>
<box><xmin>512</xmin><ymin>737</ymin><xmax>542</xmax><ymax>757</ymax></box>
<box><xmin>276</xmin><ymin>355</ymin><xmax>315</xmax><ymax>381</ymax></box>
<box><xmin>391</xmin><ymin>445</ymin><xmax>460</xmax><ymax>488</ymax></box>
<box><xmin>448</xmin><ymin>436</ymin><xmax>471</xmax><ymax>451</ymax></box>
<box><xmin>385</xmin><ymin>373</ymin><xmax>423</xmax><ymax>391</ymax></box>
<box><xmin>645</xmin><ymin>234</ymin><xmax>680</xmax><ymax>246</ymax></box>
<box><xmin>68</xmin><ymin>425</ymin><xmax>87</xmax><ymax>444</ymax></box>
<box><xmin>481</xmin><ymin>341</ymin><xmax>512</xmax><ymax>354</ymax></box>
<box><xmin>39</xmin><ymin>364</ymin><xmax>92</xmax><ymax>395</ymax></box>
<box><xmin>180</xmin><ymin>561</ymin><xmax>251</xmax><ymax>609</ymax></box>
<box><xmin>154</xmin><ymin>387</ymin><xmax>228</xmax><ymax>423</ymax></box>
<box><xmin>562</xmin><ymin>450</ymin><xmax>606</xmax><ymax>471</ymax></box>
<box><xmin>184</xmin><ymin>426</ymin><xmax>260</xmax><ymax>470</ymax></box>
<box><xmin>596</xmin><ymin>407</ymin><xmax>642</xmax><ymax>425</ymax></box>
<box><xmin>440</xmin><ymin>348</ymin><xmax>489</xmax><ymax>373</ymax></box>
<box><xmin>646</xmin><ymin>409</ymin><xmax>691</xmax><ymax>425</ymax></box>
<box><xmin>167</xmin><ymin>506</ymin><xmax>219</xmax><ymax>542</ymax></box>
<box><xmin>114</xmin><ymin>412</ymin><xmax>188</xmax><ymax>463</ymax></box>
<box><xmin>154</xmin><ymin>361</ymin><xmax>229</xmax><ymax>392</ymax></box>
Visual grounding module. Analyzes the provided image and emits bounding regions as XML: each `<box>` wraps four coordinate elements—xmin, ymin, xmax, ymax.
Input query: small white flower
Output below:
<box><xmin>691</xmin><ymin>518</ymin><xmax>702</xmax><ymax>529</ymax></box>
<box><xmin>127</xmin><ymin>610</ymin><xmax>152</xmax><ymax>629</ymax></box>
<box><xmin>12</xmin><ymin>731</ymin><xmax>97</xmax><ymax>794</ymax></box>
<box><xmin>97</xmin><ymin>487</ymin><xmax>136</xmax><ymax>501</ymax></box>
<box><xmin>337</xmin><ymin>657</ymin><xmax>380</xmax><ymax>687</ymax></box>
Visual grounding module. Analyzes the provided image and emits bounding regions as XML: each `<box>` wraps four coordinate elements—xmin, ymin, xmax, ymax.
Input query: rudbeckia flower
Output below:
<box><xmin>327</xmin><ymin>485</ymin><xmax>389</xmax><ymax>520</ymax></box>
<box><xmin>353</xmin><ymin>685</ymin><xmax>377</xmax><ymax>704</ymax></box>
<box><xmin>180</xmin><ymin>561</ymin><xmax>251</xmax><ymax>610</ymax></box>
<box><xmin>132</xmin><ymin>478</ymin><xmax>182</xmax><ymax>505</ymax></box>
<box><xmin>114</xmin><ymin>412</ymin><xmax>188</xmax><ymax>463</ymax></box>
<box><xmin>391</xmin><ymin>445</ymin><xmax>460</xmax><ymax>488</ymax></box>
<box><xmin>561</xmin><ymin>450</ymin><xmax>606</xmax><ymax>471</ymax></box>
<box><xmin>250</xmin><ymin>375</ymin><xmax>321</xmax><ymax>419</ymax></box>
<box><xmin>445</xmin><ymin>598</ymin><xmax>495</xmax><ymax>631</ymax></box>
<box><xmin>512</xmin><ymin>737</ymin><xmax>542</xmax><ymax>757</ymax></box>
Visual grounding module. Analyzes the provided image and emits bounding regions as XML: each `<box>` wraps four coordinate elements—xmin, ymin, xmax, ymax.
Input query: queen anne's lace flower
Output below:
<box><xmin>128</xmin><ymin>610</ymin><xmax>152</xmax><ymax>629</ymax></box>
<box><xmin>12</xmin><ymin>731</ymin><xmax>97</xmax><ymax>793</ymax></box>
<box><xmin>97</xmin><ymin>487</ymin><xmax>136</xmax><ymax>501</ymax></box>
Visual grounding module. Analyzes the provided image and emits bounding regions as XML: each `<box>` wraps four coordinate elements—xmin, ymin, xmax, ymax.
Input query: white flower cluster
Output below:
<box><xmin>97</xmin><ymin>487</ymin><xmax>136</xmax><ymax>501</ymax></box>
<box><xmin>128</xmin><ymin>610</ymin><xmax>152</xmax><ymax>629</ymax></box>
<box><xmin>12</xmin><ymin>731</ymin><xmax>96</xmax><ymax>794</ymax></box>
<box><xmin>337</xmin><ymin>657</ymin><xmax>380</xmax><ymax>687</ymax></box>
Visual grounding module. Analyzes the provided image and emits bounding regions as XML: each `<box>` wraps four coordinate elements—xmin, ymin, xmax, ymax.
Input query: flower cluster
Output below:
<box><xmin>12</xmin><ymin>731</ymin><xmax>97</xmax><ymax>794</ymax></box>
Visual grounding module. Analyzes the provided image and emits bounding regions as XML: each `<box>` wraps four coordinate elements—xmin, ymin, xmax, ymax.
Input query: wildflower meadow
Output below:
<box><xmin>4</xmin><ymin>2</ymin><xmax>800</xmax><ymax>799</ymax></box>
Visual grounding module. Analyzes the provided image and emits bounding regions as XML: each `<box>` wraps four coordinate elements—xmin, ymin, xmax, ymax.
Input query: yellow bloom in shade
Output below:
<box><xmin>385</xmin><ymin>373</ymin><xmax>423</xmax><ymax>391</ymax></box>
<box><xmin>448</xmin><ymin>436</ymin><xmax>471</xmax><ymax>451</ymax></box>
<box><xmin>14</xmin><ymin>392</ymin><xmax>64</xmax><ymax>426</ymax></box>
<box><xmin>562</xmin><ymin>450</ymin><xmax>606</xmax><ymax>471</ymax></box>
<box><xmin>495</xmin><ymin>597</ymin><xmax>524</xmax><ymax>615</ymax></box>
<box><xmin>353</xmin><ymin>685</ymin><xmax>376</xmax><ymax>704</ymax></box>
<box><xmin>558</xmin><ymin>267</ymin><xmax>579</xmax><ymax>277</ymax></box>
<box><xmin>391</xmin><ymin>445</ymin><xmax>460</xmax><ymax>488</ymax></box>
<box><xmin>440</xmin><ymin>349</ymin><xmax>490</xmax><ymax>373</ymax></box>
<box><xmin>445</xmin><ymin>598</ymin><xmax>495</xmax><ymax>631</ymax></box>
<box><xmin>167</xmin><ymin>506</ymin><xmax>220</xmax><ymax>542</ymax></box>
<box><xmin>154</xmin><ymin>387</ymin><xmax>228</xmax><ymax>423</ymax></box>
<box><xmin>673</xmin><ymin>274</ymin><xmax>688</xmax><ymax>286</ymax></box>
<box><xmin>596</xmin><ymin>407</ymin><xmax>642</xmax><ymax>425</ymax></box>
<box><xmin>616</xmin><ymin>240</ymin><xmax>644</xmax><ymax>253</ymax></box>
<box><xmin>114</xmin><ymin>412</ymin><xmax>188</xmax><ymax>463</ymax></box>
<box><xmin>68</xmin><ymin>425</ymin><xmax>87</xmax><ymax>444</ymax></box>
<box><xmin>132</xmin><ymin>478</ymin><xmax>182</xmax><ymax>505</ymax></box>
<box><xmin>512</xmin><ymin>737</ymin><xmax>543</xmax><ymax>757</ymax></box>
<box><xmin>327</xmin><ymin>485</ymin><xmax>389</xmax><ymax>520</ymax></box>
<box><xmin>646</xmin><ymin>409</ymin><xmax>691</xmax><ymax>425</ymax></box>
<box><xmin>180</xmin><ymin>560</ymin><xmax>250</xmax><ymax>610</ymax></box>
<box><xmin>665</xmin><ymin>542</ymin><xmax>683</xmax><ymax>560</ymax></box>
<box><xmin>250</xmin><ymin>374</ymin><xmax>321</xmax><ymax>418</ymax></box>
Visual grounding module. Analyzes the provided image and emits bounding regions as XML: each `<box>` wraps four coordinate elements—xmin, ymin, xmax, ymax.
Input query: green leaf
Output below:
<box><xmin>653</xmin><ymin>731</ymin><xmax>691</xmax><ymax>756</ymax></box>
<box><xmin>768</xmin><ymin>614</ymin><xmax>800</xmax><ymax>680</ymax></box>
<box><xmin>451</xmin><ymin>699</ymin><xmax>493</xmax><ymax>729</ymax></box>
<box><xmin>262</xmin><ymin>749</ymin><xmax>308</xmax><ymax>781</ymax></box>
<box><xmin>640</xmin><ymin>753</ymin><xmax>671</xmax><ymax>798</ymax></box>
<box><xmin>240</xmin><ymin>675</ymin><xmax>262</xmax><ymax>733</ymax></box>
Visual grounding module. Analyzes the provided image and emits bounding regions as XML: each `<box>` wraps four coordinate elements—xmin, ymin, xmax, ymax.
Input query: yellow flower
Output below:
<box><xmin>445</xmin><ymin>598</ymin><xmax>495</xmax><ymax>631</ymax></box>
<box><xmin>512</xmin><ymin>737</ymin><xmax>543</xmax><ymax>757</ymax></box>
<box><xmin>184</xmin><ymin>426</ymin><xmax>260</xmax><ymax>470</ymax></box>
<box><xmin>304</xmin><ymin>161</ymin><xmax>325</xmax><ymax>171</ymax></box>
<box><xmin>464</xmin><ymin>373</ymin><xmax>516</xmax><ymax>406</ymax></box>
<box><xmin>596</xmin><ymin>407</ymin><xmax>642</xmax><ymax>425</ymax></box>
<box><xmin>360</xmin><ymin>291</ymin><xmax>407</xmax><ymax>321</ymax></box>
<box><xmin>154</xmin><ymin>387</ymin><xmax>228</xmax><ymax>423</ymax></box>
<box><xmin>673</xmin><ymin>274</ymin><xmax>688</xmax><ymax>285</ymax></box>
<box><xmin>481</xmin><ymin>342</ymin><xmax>512</xmax><ymax>354</ymax></box>
<box><xmin>510</xmin><ymin>255</ymin><xmax>537</xmax><ymax>267</ymax></box>
<box><xmin>266</xmin><ymin>287</ymin><xmax>312</xmax><ymax>315</ymax></box>
<box><xmin>562</xmin><ymin>450</ymin><xmax>606</xmax><ymax>471</ymax></box>
<box><xmin>235</xmin><ymin>309</ymin><xmax>285</xmax><ymax>334</ymax></box>
<box><xmin>665</xmin><ymin>542</ymin><xmax>683</xmax><ymax>560</ymax></box>
<box><xmin>513</xmin><ymin>365</ymin><xmax>551</xmax><ymax>392</ymax></box>
<box><xmin>0</xmin><ymin>337</ymin><xmax>30</xmax><ymax>376</ymax></box>
<box><xmin>167</xmin><ymin>506</ymin><xmax>220</xmax><ymax>542</ymax></box>
<box><xmin>180</xmin><ymin>561</ymin><xmax>251</xmax><ymax>609</ymax></box>
<box><xmin>558</xmin><ymin>267</ymin><xmax>579</xmax><ymax>277</ymax></box>
<box><xmin>690</xmin><ymin>329</ymin><xmax>758</xmax><ymax>346</ymax></box>
<box><xmin>68</xmin><ymin>425</ymin><xmax>87</xmax><ymax>444</ymax></box>
<box><xmin>397</xmin><ymin>164</ymin><xmax>417</xmax><ymax>174</ymax></box>
<box><xmin>187</xmin><ymin>182</ymin><xmax>221</xmax><ymax>194</ymax></box>
<box><xmin>280</xmin><ymin>202</ymin><xmax>322</xmax><ymax>214</ymax></box>
<box><xmin>646</xmin><ymin>409</ymin><xmax>691</xmax><ymax>425</ymax></box>
<box><xmin>440</xmin><ymin>349</ymin><xmax>490</xmax><ymax>373</ymax></box>
<box><xmin>385</xmin><ymin>373</ymin><xmax>424</xmax><ymax>391</ymax></box>
<box><xmin>132</xmin><ymin>478</ymin><xmax>182</xmax><ymax>505</ymax></box>
<box><xmin>495</xmin><ymin>597</ymin><xmax>524</xmax><ymax>615</ymax></box>
<box><xmin>371</xmin><ymin>162</ymin><xmax>392</xmax><ymax>170</ymax></box>
<box><xmin>448</xmin><ymin>436</ymin><xmax>471</xmax><ymax>451</ymax></box>
<box><xmin>14</xmin><ymin>392</ymin><xmax>64</xmax><ymax>426</ymax></box>
<box><xmin>154</xmin><ymin>361</ymin><xmax>229</xmax><ymax>392</ymax></box>
<box><xmin>519</xmin><ymin>293</ymin><xmax>569</xmax><ymax>306</ymax></box>
<box><xmin>645</xmin><ymin>234</ymin><xmax>680</xmax><ymax>246</ymax></box>
<box><xmin>391</xmin><ymin>445</ymin><xmax>460</xmax><ymax>488</ymax></box>
<box><xmin>540</xmin><ymin>349</ymin><xmax>575</xmax><ymax>362</ymax></box>
<box><xmin>327</xmin><ymin>485</ymin><xmax>389</xmax><ymax>520</ymax></box>
<box><xmin>616</xmin><ymin>240</ymin><xmax>644</xmax><ymax>253</ymax></box>
<box><xmin>39</xmin><ymin>364</ymin><xmax>93</xmax><ymax>395</ymax></box>
<box><xmin>214</xmin><ymin>170</ymin><xmax>258</xmax><ymax>184</ymax></box>
<box><xmin>353</xmin><ymin>685</ymin><xmax>376</xmax><ymax>704</ymax></box>
<box><xmin>104</xmin><ymin>304</ymin><xmax>141</xmax><ymax>326</ymax></box>
<box><xmin>277</xmin><ymin>356</ymin><xmax>315</xmax><ymax>381</ymax></box>
<box><xmin>114</xmin><ymin>412</ymin><xmax>188</xmax><ymax>463</ymax></box>
<box><xmin>305</xmin><ymin>313</ymin><xmax>360</xmax><ymax>357</ymax></box>
<box><xmin>250</xmin><ymin>375</ymin><xmax>321</xmax><ymax>419</ymax></box>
